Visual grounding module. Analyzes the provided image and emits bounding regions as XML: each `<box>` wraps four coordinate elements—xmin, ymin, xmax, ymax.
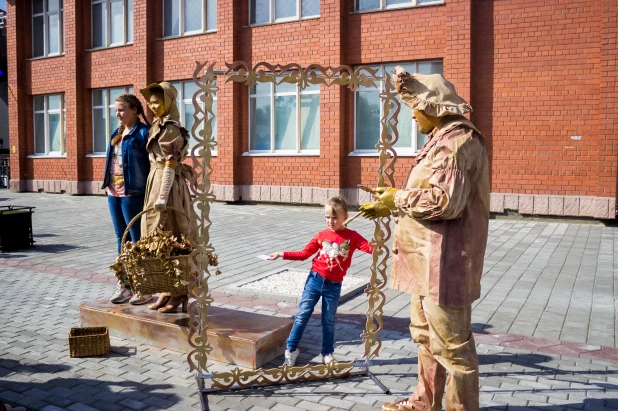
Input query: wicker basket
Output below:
<box><xmin>69</xmin><ymin>327</ymin><xmax>110</xmax><ymax>358</ymax></box>
<box><xmin>121</xmin><ymin>207</ymin><xmax>193</xmax><ymax>296</ymax></box>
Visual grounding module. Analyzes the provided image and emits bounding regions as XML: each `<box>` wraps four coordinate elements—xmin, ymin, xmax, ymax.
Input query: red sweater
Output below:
<box><xmin>283</xmin><ymin>228</ymin><xmax>373</xmax><ymax>282</ymax></box>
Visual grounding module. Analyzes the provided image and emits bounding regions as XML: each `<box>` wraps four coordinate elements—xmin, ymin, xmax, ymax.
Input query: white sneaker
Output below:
<box><xmin>110</xmin><ymin>284</ymin><xmax>132</xmax><ymax>304</ymax></box>
<box><xmin>323</xmin><ymin>353</ymin><xmax>336</xmax><ymax>364</ymax></box>
<box><xmin>129</xmin><ymin>294</ymin><xmax>153</xmax><ymax>305</ymax></box>
<box><xmin>284</xmin><ymin>349</ymin><xmax>300</xmax><ymax>366</ymax></box>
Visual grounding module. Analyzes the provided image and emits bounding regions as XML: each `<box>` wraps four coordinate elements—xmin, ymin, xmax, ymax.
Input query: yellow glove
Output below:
<box><xmin>359</xmin><ymin>202</ymin><xmax>392</xmax><ymax>220</ymax></box>
<box><xmin>372</xmin><ymin>187</ymin><xmax>398</xmax><ymax>210</ymax></box>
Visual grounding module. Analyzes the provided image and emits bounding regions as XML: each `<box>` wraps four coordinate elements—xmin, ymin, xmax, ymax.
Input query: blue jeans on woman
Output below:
<box><xmin>107</xmin><ymin>194</ymin><xmax>145</xmax><ymax>253</ymax></box>
<box><xmin>286</xmin><ymin>270</ymin><xmax>343</xmax><ymax>356</ymax></box>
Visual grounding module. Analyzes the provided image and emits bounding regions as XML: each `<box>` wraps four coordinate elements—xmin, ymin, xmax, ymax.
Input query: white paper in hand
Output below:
<box><xmin>256</xmin><ymin>254</ymin><xmax>271</xmax><ymax>261</ymax></box>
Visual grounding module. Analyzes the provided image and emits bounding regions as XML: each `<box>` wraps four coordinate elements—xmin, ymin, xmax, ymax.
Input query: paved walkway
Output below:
<box><xmin>0</xmin><ymin>192</ymin><xmax>617</xmax><ymax>411</ymax></box>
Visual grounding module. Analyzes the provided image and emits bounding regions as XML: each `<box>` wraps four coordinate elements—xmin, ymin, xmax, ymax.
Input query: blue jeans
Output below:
<box><xmin>286</xmin><ymin>270</ymin><xmax>343</xmax><ymax>356</ymax></box>
<box><xmin>107</xmin><ymin>194</ymin><xmax>145</xmax><ymax>253</ymax></box>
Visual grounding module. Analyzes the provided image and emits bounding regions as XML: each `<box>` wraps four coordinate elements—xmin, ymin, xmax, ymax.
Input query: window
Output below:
<box><xmin>92</xmin><ymin>86</ymin><xmax>134</xmax><ymax>154</ymax></box>
<box><xmin>356</xmin><ymin>0</ymin><xmax>441</xmax><ymax>12</ymax></box>
<box><xmin>32</xmin><ymin>0</ymin><xmax>64</xmax><ymax>57</ymax></box>
<box><xmin>250</xmin><ymin>0</ymin><xmax>319</xmax><ymax>25</ymax></box>
<box><xmin>34</xmin><ymin>94</ymin><xmax>66</xmax><ymax>155</ymax></box>
<box><xmin>249</xmin><ymin>82</ymin><xmax>319</xmax><ymax>153</ymax></box>
<box><xmin>354</xmin><ymin>61</ymin><xmax>443</xmax><ymax>154</ymax></box>
<box><xmin>170</xmin><ymin>80</ymin><xmax>217</xmax><ymax>153</ymax></box>
<box><xmin>92</xmin><ymin>0</ymin><xmax>134</xmax><ymax>48</ymax></box>
<box><xmin>163</xmin><ymin>0</ymin><xmax>216</xmax><ymax>37</ymax></box>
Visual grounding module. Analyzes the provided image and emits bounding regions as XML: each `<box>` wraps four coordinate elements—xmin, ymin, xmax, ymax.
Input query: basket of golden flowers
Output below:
<box><xmin>110</xmin><ymin>207</ymin><xmax>195</xmax><ymax>296</ymax></box>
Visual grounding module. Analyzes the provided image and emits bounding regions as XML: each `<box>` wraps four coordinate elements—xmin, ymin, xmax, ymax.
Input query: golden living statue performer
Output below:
<box><xmin>139</xmin><ymin>81</ymin><xmax>195</xmax><ymax>313</ymax></box>
<box><xmin>360</xmin><ymin>67</ymin><xmax>489</xmax><ymax>411</ymax></box>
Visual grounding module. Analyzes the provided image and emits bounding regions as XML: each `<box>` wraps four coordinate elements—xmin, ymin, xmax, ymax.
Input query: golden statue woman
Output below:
<box><xmin>139</xmin><ymin>81</ymin><xmax>196</xmax><ymax>313</ymax></box>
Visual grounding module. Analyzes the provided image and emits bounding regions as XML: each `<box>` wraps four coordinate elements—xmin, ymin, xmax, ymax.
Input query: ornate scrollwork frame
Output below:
<box><xmin>184</xmin><ymin>61</ymin><xmax>400</xmax><ymax>393</ymax></box>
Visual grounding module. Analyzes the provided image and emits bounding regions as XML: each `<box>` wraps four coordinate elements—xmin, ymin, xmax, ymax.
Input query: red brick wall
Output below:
<box><xmin>473</xmin><ymin>0</ymin><xmax>604</xmax><ymax>197</ymax></box>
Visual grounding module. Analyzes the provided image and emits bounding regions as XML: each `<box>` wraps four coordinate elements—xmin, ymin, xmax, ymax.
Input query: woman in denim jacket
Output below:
<box><xmin>101</xmin><ymin>94</ymin><xmax>151</xmax><ymax>305</ymax></box>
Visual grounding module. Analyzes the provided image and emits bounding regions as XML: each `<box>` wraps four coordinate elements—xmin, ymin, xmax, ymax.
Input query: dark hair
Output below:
<box><xmin>326</xmin><ymin>196</ymin><xmax>348</xmax><ymax>215</ymax></box>
<box><xmin>115</xmin><ymin>93</ymin><xmax>150</xmax><ymax>126</ymax></box>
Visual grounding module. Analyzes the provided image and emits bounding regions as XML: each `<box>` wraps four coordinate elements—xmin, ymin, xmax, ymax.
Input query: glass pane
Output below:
<box><xmin>184</xmin><ymin>0</ymin><xmax>202</xmax><ymax>32</ymax></box>
<box><xmin>128</xmin><ymin>86</ymin><xmax>134</xmax><ymax>94</ymax></box>
<box><xmin>183</xmin><ymin>81</ymin><xmax>199</xmax><ymax>101</ymax></box>
<box><xmin>355</xmin><ymin>91</ymin><xmax>380</xmax><ymax>150</ymax></box>
<box><xmin>300</xmin><ymin>94</ymin><xmax>319</xmax><ymax>150</ymax></box>
<box><xmin>250</xmin><ymin>97</ymin><xmax>271</xmax><ymax>150</ymax></box>
<box><xmin>274</xmin><ymin>95</ymin><xmax>295</xmax><ymax>150</ymax></box>
<box><xmin>357</xmin><ymin>0</ymin><xmax>379</xmax><ymax>11</ymax></box>
<box><xmin>109</xmin><ymin>87</ymin><xmax>124</xmax><ymax>105</ymax></box>
<box><xmin>417</xmin><ymin>129</ymin><xmax>429</xmax><ymax>150</ymax></box>
<box><xmin>33</xmin><ymin>0</ymin><xmax>44</xmax><ymax>14</ymax></box>
<box><xmin>92</xmin><ymin>90</ymin><xmax>104</xmax><ymax>106</ymax></box>
<box><xmin>251</xmin><ymin>0</ymin><xmax>269</xmax><ymax>24</ymax></box>
<box><xmin>109</xmin><ymin>106</ymin><xmax>119</xmax><ymax>136</ymax></box>
<box><xmin>384</xmin><ymin>62</ymin><xmax>415</xmax><ymax>78</ymax></box>
<box><xmin>33</xmin><ymin>16</ymin><xmax>44</xmax><ymax>57</ymax></box>
<box><xmin>92</xmin><ymin>2</ymin><xmax>105</xmax><ymax>48</ymax></box>
<box><xmin>418</xmin><ymin>61</ymin><xmax>443</xmax><ymax>75</ymax></box>
<box><xmin>48</xmin><ymin>13</ymin><xmax>60</xmax><ymax>54</ymax></box>
<box><xmin>303</xmin><ymin>83</ymin><xmax>319</xmax><ymax>92</ymax></box>
<box><xmin>110</xmin><ymin>0</ymin><xmax>124</xmax><ymax>44</ymax></box>
<box><xmin>164</xmin><ymin>0</ymin><xmax>180</xmax><ymax>36</ymax></box>
<box><xmin>275</xmin><ymin>81</ymin><xmax>295</xmax><ymax>94</ymax></box>
<box><xmin>392</xmin><ymin>100</ymin><xmax>412</xmax><ymax>149</ymax></box>
<box><xmin>127</xmin><ymin>0</ymin><xmax>134</xmax><ymax>42</ymax></box>
<box><xmin>93</xmin><ymin>108</ymin><xmax>107</xmax><ymax>153</ymax></box>
<box><xmin>252</xmin><ymin>82</ymin><xmax>271</xmax><ymax>95</ymax></box>
<box><xmin>301</xmin><ymin>0</ymin><xmax>319</xmax><ymax>17</ymax></box>
<box><xmin>34</xmin><ymin>113</ymin><xmax>46</xmax><ymax>153</ymax></box>
<box><xmin>206</xmin><ymin>0</ymin><xmax>217</xmax><ymax>30</ymax></box>
<box><xmin>47</xmin><ymin>0</ymin><xmax>59</xmax><ymax>12</ymax></box>
<box><xmin>48</xmin><ymin>94</ymin><xmax>61</xmax><ymax>110</ymax></box>
<box><xmin>275</xmin><ymin>0</ymin><xmax>296</xmax><ymax>20</ymax></box>
<box><xmin>34</xmin><ymin>96</ymin><xmax>45</xmax><ymax>111</ymax></box>
<box><xmin>49</xmin><ymin>113</ymin><xmax>61</xmax><ymax>152</ymax></box>
<box><xmin>386</xmin><ymin>0</ymin><xmax>411</xmax><ymax>5</ymax></box>
<box><xmin>184</xmin><ymin>102</ymin><xmax>196</xmax><ymax>147</ymax></box>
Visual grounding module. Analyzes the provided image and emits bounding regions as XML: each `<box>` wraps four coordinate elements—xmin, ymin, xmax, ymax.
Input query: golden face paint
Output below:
<box><xmin>413</xmin><ymin>110</ymin><xmax>436</xmax><ymax>135</ymax></box>
<box><xmin>148</xmin><ymin>93</ymin><xmax>166</xmax><ymax>118</ymax></box>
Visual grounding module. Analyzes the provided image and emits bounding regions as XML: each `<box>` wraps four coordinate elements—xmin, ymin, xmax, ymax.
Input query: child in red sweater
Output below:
<box><xmin>269</xmin><ymin>196</ymin><xmax>373</xmax><ymax>366</ymax></box>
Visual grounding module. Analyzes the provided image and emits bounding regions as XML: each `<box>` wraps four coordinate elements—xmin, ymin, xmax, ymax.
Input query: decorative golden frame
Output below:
<box><xmin>183</xmin><ymin>61</ymin><xmax>401</xmax><ymax>398</ymax></box>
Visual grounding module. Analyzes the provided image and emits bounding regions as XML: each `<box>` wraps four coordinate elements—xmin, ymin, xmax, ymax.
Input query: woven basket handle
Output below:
<box><xmin>120</xmin><ymin>206</ymin><xmax>191</xmax><ymax>249</ymax></box>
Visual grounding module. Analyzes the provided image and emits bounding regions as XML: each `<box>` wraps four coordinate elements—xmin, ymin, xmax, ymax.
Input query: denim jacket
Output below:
<box><xmin>101</xmin><ymin>121</ymin><xmax>151</xmax><ymax>196</ymax></box>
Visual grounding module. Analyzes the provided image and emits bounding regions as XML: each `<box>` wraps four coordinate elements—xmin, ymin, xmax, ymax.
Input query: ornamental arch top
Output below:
<box><xmin>181</xmin><ymin>60</ymin><xmax>401</xmax><ymax>404</ymax></box>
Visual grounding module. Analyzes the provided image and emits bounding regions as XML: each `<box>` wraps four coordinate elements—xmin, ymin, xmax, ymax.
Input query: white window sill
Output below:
<box><xmin>86</xmin><ymin>154</ymin><xmax>107</xmax><ymax>158</ymax></box>
<box><xmin>86</xmin><ymin>43</ymin><xmax>134</xmax><ymax>52</ymax></box>
<box><xmin>242</xmin><ymin>151</ymin><xmax>319</xmax><ymax>157</ymax></box>
<box><xmin>27</xmin><ymin>54</ymin><xmax>65</xmax><ymax>61</ymax></box>
<box><xmin>158</xmin><ymin>30</ymin><xmax>217</xmax><ymax>41</ymax></box>
<box><xmin>348</xmin><ymin>151</ymin><xmax>418</xmax><ymax>157</ymax></box>
<box><xmin>246</xmin><ymin>16</ymin><xmax>319</xmax><ymax>29</ymax></box>
<box><xmin>350</xmin><ymin>1</ymin><xmax>444</xmax><ymax>14</ymax></box>
<box><xmin>28</xmin><ymin>154</ymin><xmax>67</xmax><ymax>159</ymax></box>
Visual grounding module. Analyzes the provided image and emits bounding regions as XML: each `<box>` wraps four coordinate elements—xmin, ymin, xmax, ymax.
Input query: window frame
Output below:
<box><xmin>248</xmin><ymin>82</ymin><xmax>320</xmax><ymax>155</ymax></box>
<box><xmin>33</xmin><ymin>94</ymin><xmax>66</xmax><ymax>156</ymax></box>
<box><xmin>91</xmin><ymin>86</ymin><xmax>134</xmax><ymax>155</ymax></box>
<box><xmin>352</xmin><ymin>60</ymin><xmax>443</xmax><ymax>156</ymax></box>
<box><xmin>355</xmin><ymin>0</ymin><xmax>443</xmax><ymax>13</ymax></box>
<box><xmin>162</xmin><ymin>0</ymin><xmax>217</xmax><ymax>39</ymax></box>
<box><xmin>32</xmin><ymin>0</ymin><xmax>65</xmax><ymax>58</ymax></box>
<box><xmin>91</xmin><ymin>0</ymin><xmax>134</xmax><ymax>49</ymax></box>
<box><xmin>249</xmin><ymin>0</ymin><xmax>319</xmax><ymax>26</ymax></box>
<box><xmin>170</xmin><ymin>79</ymin><xmax>218</xmax><ymax>155</ymax></box>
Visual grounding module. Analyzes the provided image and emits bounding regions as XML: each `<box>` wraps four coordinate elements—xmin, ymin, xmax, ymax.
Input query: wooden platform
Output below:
<box><xmin>79</xmin><ymin>300</ymin><xmax>293</xmax><ymax>369</ymax></box>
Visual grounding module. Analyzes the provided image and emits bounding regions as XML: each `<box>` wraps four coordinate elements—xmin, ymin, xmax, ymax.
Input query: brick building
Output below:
<box><xmin>5</xmin><ymin>0</ymin><xmax>618</xmax><ymax>218</ymax></box>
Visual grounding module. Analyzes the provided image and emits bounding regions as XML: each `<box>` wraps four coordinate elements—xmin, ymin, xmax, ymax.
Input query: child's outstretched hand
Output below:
<box><xmin>268</xmin><ymin>252</ymin><xmax>284</xmax><ymax>260</ymax></box>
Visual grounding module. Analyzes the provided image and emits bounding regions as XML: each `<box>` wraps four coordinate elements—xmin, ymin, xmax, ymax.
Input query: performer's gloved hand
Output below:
<box><xmin>154</xmin><ymin>163</ymin><xmax>176</xmax><ymax>211</ymax></box>
<box><xmin>372</xmin><ymin>187</ymin><xmax>399</xmax><ymax>210</ymax></box>
<box><xmin>359</xmin><ymin>201</ymin><xmax>392</xmax><ymax>219</ymax></box>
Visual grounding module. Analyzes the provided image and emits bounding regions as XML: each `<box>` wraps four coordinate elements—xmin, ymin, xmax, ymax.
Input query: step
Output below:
<box><xmin>79</xmin><ymin>300</ymin><xmax>293</xmax><ymax>369</ymax></box>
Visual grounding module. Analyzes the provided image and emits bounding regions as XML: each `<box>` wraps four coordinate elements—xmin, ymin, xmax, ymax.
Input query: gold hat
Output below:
<box><xmin>396</xmin><ymin>73</ymin><xmax>472</xmax><ymax>117</ymax></box>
